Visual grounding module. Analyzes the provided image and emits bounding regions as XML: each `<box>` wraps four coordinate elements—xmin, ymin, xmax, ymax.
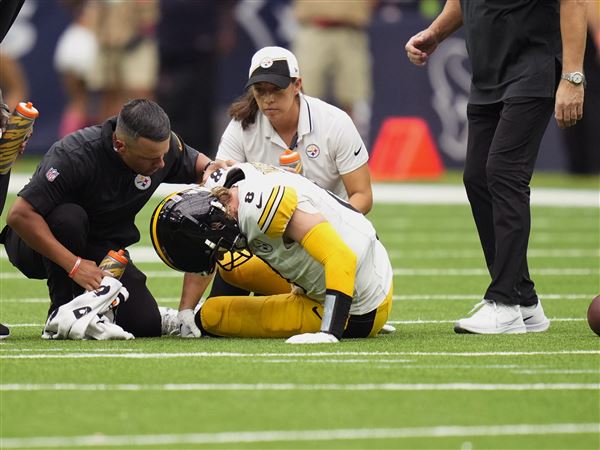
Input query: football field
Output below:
<box><xmin>1</xmin><ymin>166</ymin><xmax>599</xmax><ymax>449</ymax></box>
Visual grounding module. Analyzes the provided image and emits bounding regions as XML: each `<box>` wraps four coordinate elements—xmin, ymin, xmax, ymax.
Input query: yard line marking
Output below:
<box><xmin>388</xmin><ymin>249</ymin><xmax>600</xmax><ymax>259</ymax></box>
<box><xmin>393</xmin><ymin>268</ymin><xmax>596</xmax><ymax>276</ymax></box>
<box><xmin>392</xmin><ymin>294</ymin><xmax>594</xmax><ymax>301</ymax></box>
<box><xmin>0</xmin><ymin>293</ymin><xmax>593</xmax><ymax>304</ymax></box>
<box><xmin>1</xmin><ymin>350</ymin><xmax>598</xmax><ymax>359</ymax></box>
<box><xmin>1</xmin><ymin>383</ymin><xmax>598</xmax><ymax>392</ymax></box>
<box><xmin>512</xmin><ymin>369</ymin><xmax>600</xmax><ymax>374</ymax></box>
<box><xmin>7</xmin><ymin>268</ymin><xmax>594</xmax><ymax>279</ymax></box>
<box><xmin>386</xmin><ymin>318</ymin><xmax>585</xmax><ymax>325</ymax></box>
<box><xmin>4</xmin><ymin>317</ymin><xmax>585</xmax><ymax>328</ymax></box>
<box><xmin>1</xmin><ymin>423</ymin><xmax>598</xmax><ymax>449</ymax></box>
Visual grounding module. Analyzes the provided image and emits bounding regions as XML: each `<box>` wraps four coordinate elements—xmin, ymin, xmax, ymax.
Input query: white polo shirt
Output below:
<box><xmin>216</xmin><ymin>93</ymin><xmax>368</xmax><ymax>200</ymax></box>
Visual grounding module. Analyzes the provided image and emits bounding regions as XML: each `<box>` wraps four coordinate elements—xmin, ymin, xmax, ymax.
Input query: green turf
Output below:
<box><xmin>0</xmin><ymin>164</ymin><xmax>599</xmax><ymax>449</ymax></box>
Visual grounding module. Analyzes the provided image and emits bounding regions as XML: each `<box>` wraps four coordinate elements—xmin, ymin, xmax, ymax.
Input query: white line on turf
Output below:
<box><xmin>1</xmin><ymin>383</ymin><xmax>598</xmax><ymax>392</ymax></box>
<box><xmin>1</xmin><ymin>350</ymin><xmax>598</xmax><ymax>359</ymax></box>
<box><xmin>0</xmin><ymin>267</ymin><xmax>596</xmax><ymax>279</ymax></box>
<box><xmin>4</xmin><ymin>317</ymin><xmax>585</xmax><ymax>328</ymax></box>
<box><xmin>1</xmin><ymin>294</ymin><xmax>594</xmax><ymax>303</ymax></box>
<box><xmin>0</xmin><ymin>423</ymin><xmax>598</xmax><ymax>448</ymax></box>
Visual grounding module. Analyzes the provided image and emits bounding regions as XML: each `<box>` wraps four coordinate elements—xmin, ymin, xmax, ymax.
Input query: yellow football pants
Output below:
<box><xmin>199</xmin><ymin>268</ymin><xmax>393</xmax><ymax>339</ymax></box>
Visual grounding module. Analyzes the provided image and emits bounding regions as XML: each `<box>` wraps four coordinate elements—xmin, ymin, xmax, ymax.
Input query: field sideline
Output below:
<box><xmin>0</xmin><ymin>164</ymin><xmax>598</xmax><ymax>449</ymax></box>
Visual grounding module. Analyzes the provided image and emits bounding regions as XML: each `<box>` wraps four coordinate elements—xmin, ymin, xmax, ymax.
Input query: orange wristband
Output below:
<box><xmin>68</xmin><ymin>257</ymin><xmax>82</xmax><ymax>278</ymax></box>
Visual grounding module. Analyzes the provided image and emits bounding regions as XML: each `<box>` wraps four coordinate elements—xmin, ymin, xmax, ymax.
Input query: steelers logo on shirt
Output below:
<box><xmin>305</xmin><ymin>144</ymin><xmax>320</xmax><ymax>159</ymax></box>
<box><xmin>134</xmin><ymin>174</ymin><xmax>152</xmax><ymax>190</ymax></box>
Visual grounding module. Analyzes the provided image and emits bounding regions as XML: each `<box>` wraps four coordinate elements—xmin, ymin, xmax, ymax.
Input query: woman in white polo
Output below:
<box><xmin>217</xmin><ymin>46</ymin><xmax>372</xmax><ymax>214</ymax></box>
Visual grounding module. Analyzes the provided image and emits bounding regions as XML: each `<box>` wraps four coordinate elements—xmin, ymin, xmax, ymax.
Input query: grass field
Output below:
<box><xmin>0</xmin><ymin>163</ymin><xmax>599</xmax><ymax>449</ymax></box>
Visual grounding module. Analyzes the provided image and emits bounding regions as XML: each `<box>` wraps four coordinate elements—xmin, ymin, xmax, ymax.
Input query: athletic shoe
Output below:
<box><xmin>379</xmin><ymin>323</ymin><xmax>396</xmax><ymax>334</ymax></box>
<box><xmin>159</xmin><ymin>307</ymin><xmax>180</xmax><ymax>336</ymax></box>
<box><xmin>454</xmin><ymin>299</ymin><xmax>526</xmax><ymax>334</ymax></box>
<box><xmin>0</xmin><ymin>323</ymin><xmax>9</xmax><ymax>339</ymax></box>
<box><xmin>521</xmin><ymin>301</ymin><xmax>550</xmax><ymax>332</ymax></box>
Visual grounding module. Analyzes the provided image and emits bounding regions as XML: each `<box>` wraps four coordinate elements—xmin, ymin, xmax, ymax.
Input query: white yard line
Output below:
<box><xmin>0</xmin><ymin>267</ymin><xmax>596</xmax><ymax>280</ymax></box>
<box><xmin>0</xmin><ymin>423</ymin><xmax>598</xmax><ymax>449</ymax></box>
<box><xmin>1</xmin><ymin>293</ymin><xmax>594</xmax><ymax>303</ymax></box>
<box><xmin>7</xmin><ymin>174</ymin><xmax>600</xmax><ymax>206</ymax></box>
<box><xmin>4</xmin><ymin>317</ymin><xmax>586</xmax><ymax>328</ymax></box>
<box><xmin>1</xmin><ymin>350</ymin><xmax>598</xmax><ymax>359</ymax></box>
<box><xmin>1</xmin><ymin>383</ymin><xmax>598</xmax><ymax>392</ymax></box>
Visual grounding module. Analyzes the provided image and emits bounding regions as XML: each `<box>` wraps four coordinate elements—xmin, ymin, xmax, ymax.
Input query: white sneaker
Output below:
<box><xmin>454</xmin><ymin>299</ymin><xmax>526</xmax><ymax>334</ymax></box>
<box><xmin>159</xmin><ymin>306</ymin><xmax>180</xmax><ymax>336</ymax></box>
<box><xmin>521</xmin><ymin>301</ymin><xmax>550</xmax><ymax>332</ymax></box>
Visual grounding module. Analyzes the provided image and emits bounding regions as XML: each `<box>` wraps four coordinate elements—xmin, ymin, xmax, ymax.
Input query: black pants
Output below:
<box><xmin>2</xmin><ymin>203</ymin><xmax>161</xmax><ymax>337</ymax></box>
<box><xmin>463</xmin><ymin>97</ymin><xmax>554</xmax><ymax>306</ymax></box>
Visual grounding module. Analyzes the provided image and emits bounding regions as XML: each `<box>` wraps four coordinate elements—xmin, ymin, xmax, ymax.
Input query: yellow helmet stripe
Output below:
<box><xmin>150</xmin><ymin>191</ymin><xmax>182</xmax><ymax>271</ymax></box>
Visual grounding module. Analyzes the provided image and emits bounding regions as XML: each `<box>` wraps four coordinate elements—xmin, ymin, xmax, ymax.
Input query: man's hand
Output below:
<box><xmin>555</xmin><ymin>80</ymin><xmax>584</xmax><ymax>129</ymax></box>
<box><xmin>202</xmin><ymin>159</ymin><xmax>235</xmax><ymax>183</ymax></box>
<box><xmin>285</xmin><ymin>332</ymin><xmax>339</xmax><ymax>344</ymax></box>
<box><xmin>178</xmin><ymin>309</ymin><xmax>202</xmax><ymax>338</ymax></box>
<box><xmin>405</xmin><ymin>29</ymin><xmax>439</xmax><ymax>66</ymax></box>
<box><xmin>71</xmin><ymin>258</ymin><xmax>106</xmax><ymax>292</ymax></box>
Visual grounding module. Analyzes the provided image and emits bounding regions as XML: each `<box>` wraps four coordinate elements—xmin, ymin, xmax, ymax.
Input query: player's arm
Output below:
<box><xmin>177</xmin><ymin>272</ymin><xmax>215</xmax><ymax>337</ymax></box>
<box><xmin>341</xmin><ymin>164</ymin><xmax>372</xmax><ymax>214</ymax></box>
<box><xmin>284</xmin><ymin>209</ymin><xmax>357</xmax><ymax>340</ymax></box>
<box><xmin>6</xmin><ymin>197</ymin><xmax>105</xmax><ymax>291</ymax></box>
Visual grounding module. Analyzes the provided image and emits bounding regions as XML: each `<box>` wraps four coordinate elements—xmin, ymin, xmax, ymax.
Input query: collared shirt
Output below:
<box><xmin>19</xmin><ymin>118</ymin><xmax>199</xmax><ymax>247</ymax></box>
<box><xmin>216</xmin><ymin>93</ymin><xmax>368</xmax><ymax>200</ymax></box>
<box><xmin>460</xmin><ymin>0</ymin><xmax>561</xmax><ymax>104</ymax></box>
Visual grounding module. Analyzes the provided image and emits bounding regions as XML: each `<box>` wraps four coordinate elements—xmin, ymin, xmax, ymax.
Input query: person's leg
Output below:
<box><xmin>216</xmin><ymin>255</ymin><xmax>291</xmax><ymax>296</ymax></box>
<box><xmin>0</xmin><ymin>172</ymin><xmax>10</xmax><ymax>216</ymax></box>
<box><xmin>484</xmin><ymin>97</ymin><xmax>554</xmax><ymax>306</ymax></box>
<box><xmin>463</xmin><ymin>102</ymin><xmax>503</xmax><ymax>270</ymax></box>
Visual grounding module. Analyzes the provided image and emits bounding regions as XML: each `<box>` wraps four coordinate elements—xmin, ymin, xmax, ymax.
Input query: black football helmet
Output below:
<box><xmin>150</xmin><ymin>187</ymin><xmax>251</xmax><ymax>274</ymax></box>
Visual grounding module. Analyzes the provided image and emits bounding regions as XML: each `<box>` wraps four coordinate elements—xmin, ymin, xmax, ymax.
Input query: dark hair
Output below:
<box><xmin>229</xmin><ymin>79</ymin><xmax>299</xmax><ymax>130</ymax></box>
<box><xmin>116</xmin><ymin>99</ymin><xmax>171</xmax><ymax>142</ymax></box>
<box><xmin>228</xmin><ymin>90</ymin><xmax>259</xmax><ymax>130</ymax></box>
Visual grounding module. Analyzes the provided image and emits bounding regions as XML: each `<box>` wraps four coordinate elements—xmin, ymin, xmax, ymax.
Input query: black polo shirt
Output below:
<box><xmin>460</xmin><ymin>0</ymin><xmax>561</xmax><ymax>104</ymax></box>
<box><xmin>19</xmin><ymin>118</ymin><xmax>199</xmax><ymax>247</ymax></box>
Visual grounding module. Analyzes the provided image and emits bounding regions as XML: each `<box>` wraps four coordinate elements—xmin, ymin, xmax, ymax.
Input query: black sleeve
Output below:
<box><xmin>18</xmin><ymin>145</ymin><xmax>83</xmax><ymax>217</ymax></box>
<box><xmin>163</xmin><ymin>132</ymin><xmax>200</xmax><ymax>184</ymax></box>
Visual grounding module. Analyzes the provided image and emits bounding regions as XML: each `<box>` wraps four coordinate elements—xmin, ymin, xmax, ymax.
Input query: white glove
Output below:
<box><xmin>285</xmin><ymin>331</ymin><xmax>339</xmax><ymax>344</ymax></box>
<box><xmin>178</xmin><ymin>309</ymin><xmax>202</xmax><ymax>338</ymax></box>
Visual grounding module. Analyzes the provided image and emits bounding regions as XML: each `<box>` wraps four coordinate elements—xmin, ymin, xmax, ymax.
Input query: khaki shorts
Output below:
<box><xmin>87</xmin><ymin>39</ymin><xmax>158</xmax><ymax>91</ymax></box>
<box><xmin>293</xmin><ymin>24</ymin><xmax>372</xmax><ymax>106</ymax></box>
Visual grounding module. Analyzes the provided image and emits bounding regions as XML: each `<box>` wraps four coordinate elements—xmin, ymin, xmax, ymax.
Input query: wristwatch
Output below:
<box><xmin>561</xmin><ymin>71</ymin><xmax>586</xmax><ymax>86</ymax></box>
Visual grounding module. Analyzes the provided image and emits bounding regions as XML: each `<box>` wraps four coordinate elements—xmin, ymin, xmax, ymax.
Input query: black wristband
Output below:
<box><xmin>203</xmin><ymin>160</ymin><xmax>214</xmax><ymax>172</ymax></box>
<box><xmin>320</xmin><ymin>289</ymin><xmax>353</xmax><ymax>340</ymax></box>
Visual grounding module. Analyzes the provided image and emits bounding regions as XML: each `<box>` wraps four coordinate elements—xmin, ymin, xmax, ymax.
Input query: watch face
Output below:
<box><xmin>572</xmin><ymin>73</ymin><xmax>583</xmax><ymax>84</ymax></box>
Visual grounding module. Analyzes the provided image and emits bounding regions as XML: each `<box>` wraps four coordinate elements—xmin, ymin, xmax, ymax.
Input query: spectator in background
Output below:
<box><xmin>406</xmin><ymin>0</ymin><xmax>586</xmax><ymax>334</ymax></box>
<box><xmin>54</xmin><ymin>0</ymin><xmax>97</xmax><ymax>137</ymax></box>
<box><xmin>83</xmin><ymin>0</ymin><xmax>159</xmax><ymax>120</ymax></box>
<box><xmin>157</xmin><ymin>0</ymin><xmax>236</xmax><ymax>158</ymax></box>
<box><xmin>561</xmin><ymin>1</ymin><xmax>600</xmax><ymax>175</ymax></box>
<box><xmin>292</xmin><ymin>0</ymin><xmax>377</xmax><ymax>141</ymax></box>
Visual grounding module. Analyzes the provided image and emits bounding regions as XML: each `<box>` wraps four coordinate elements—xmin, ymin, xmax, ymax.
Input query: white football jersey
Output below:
<box><xmin>205</xmin><ymin>163</ymin><xmax>392</xmax><ymax>315</ymax></box>
<box><xmin>216</xmin><ymin>93</ymin><xmax>368</xmax><ymax>200</ymax></box>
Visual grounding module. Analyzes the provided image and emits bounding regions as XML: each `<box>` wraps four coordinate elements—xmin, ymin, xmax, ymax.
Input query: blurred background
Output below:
<box><xmin>1</xmin><ymin>0</ymin><xmax>598</xmax><ymax>174</ymax></box>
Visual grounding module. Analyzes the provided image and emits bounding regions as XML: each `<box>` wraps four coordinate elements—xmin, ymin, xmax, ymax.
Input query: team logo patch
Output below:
<box><xmin>45</xmin><ymin>167</ymin><xmax>60</xmax><ymax>182</ymax></box>
<box><xmin>134</xmin><ymin>174</ymin><xmax>151</xmax><ymax>190</ymax></box>
<box><xmin>260</xmin><ymin>57</ymin><xmax>274</xmax><ymax>68</ymax></box>
<box><xmin>250</xmin><ymin>239</ymin><xmax>273</xmax><ymax>254</ymax></box>
<box><xmin>305</xmin><ymin>144</ymin><xmax>320</xmax><ymax>159</ymax></box>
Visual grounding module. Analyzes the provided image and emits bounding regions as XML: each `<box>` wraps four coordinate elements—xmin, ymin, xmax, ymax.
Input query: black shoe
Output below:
<box><xmin>0</xmin><ymin>323</ymin><xmax>10</xmax><ymax>339</ymax></box>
